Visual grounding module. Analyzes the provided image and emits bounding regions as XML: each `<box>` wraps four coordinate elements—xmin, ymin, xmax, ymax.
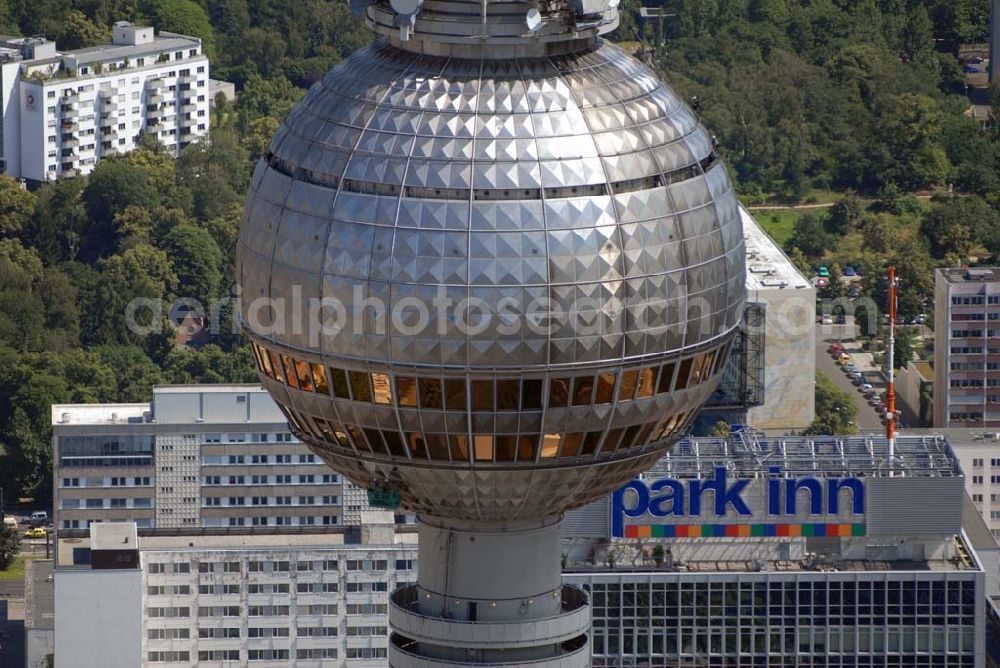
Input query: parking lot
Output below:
<box><xmin>814</xmin><ymin>322</ymin><xmax>891</xmax><ymax>432</ymax></box>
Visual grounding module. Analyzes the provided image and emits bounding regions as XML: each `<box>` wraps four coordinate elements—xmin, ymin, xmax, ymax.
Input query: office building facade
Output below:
<box><xmin>0</xmin><ymin>22</ymin><xmax>209</xmax><ymax>183</ymax></box>
<box><xmin>934</xmin><ymin>267</ymin><xmax>1000</xmax><ymax>429</ymax></box>
<box><xmin>52</xmin><ymin>385</ymin><xmax>352</xmax><ymax>531</ymax></box>
<box><xmin>52</xmin><ymin>434</ymin><xmax>986</xmax><ymax>667</ymax></box>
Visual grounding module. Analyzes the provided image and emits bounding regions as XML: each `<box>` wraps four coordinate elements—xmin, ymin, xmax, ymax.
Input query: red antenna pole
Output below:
<box><xmin>887</xmin><ymin>266</ymin><xmax>897</xmax><ymax>475</ymax></box>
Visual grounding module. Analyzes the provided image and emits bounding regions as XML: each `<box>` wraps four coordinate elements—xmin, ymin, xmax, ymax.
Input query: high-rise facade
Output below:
<box><xmin>934</xmin><ymin>267</ymin><xmax>1000</xmax><ymax>428</ymax></box>
<box><xmin>52</xmin><ymin>385</ymin><xmax>352</xmax><ymax>531</ymax></box>
<box><xmin>0</xmin><ymin>22</ymin><xmax>209</xmax><ymax>183</ymax></box>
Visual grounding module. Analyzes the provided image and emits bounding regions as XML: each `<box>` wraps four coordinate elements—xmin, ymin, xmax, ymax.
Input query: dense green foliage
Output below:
<box><xmin>0</xmin><ymin>525</ymin><xmax>18</xmax><ymax>570</ymax></box>
<box><xmin>639</xmin><ymin>0</ymin><xmax>991</xmax><ymax>198</ymax></box>
<box><xmin>0</xmin><ymin>0</ymin><xmax>994</xmax><ymax>500</ymax></box>
<box><xmin>804</xmin><ymin>371</ymin><xmax>858</xmax><ymax>436</ymax></box>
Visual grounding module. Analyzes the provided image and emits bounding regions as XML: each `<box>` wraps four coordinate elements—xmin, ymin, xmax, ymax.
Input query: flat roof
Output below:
<box><xmin>937</xmin><ymin>267</ymin><xmax>1000</xmax><ymax>284</ymax></box>
<box><xmin>741</xmin><ymin>207</ymin><xmax>813</xmax><ymax>292</ymax></box>
<box><xmin>64</xmin><ymin>33</ymin><xmax>202</xmax><ymax>66</ymax></box>
<box><xmin>24</xmin><ymin>559</ymin><xmax>54</xmax><ymax>630</ymax></box>
<box><xmin>654</xmin><ymin>432</ymin><xmax>961</xmax><ymax>479</ymax></box>
<box><xmin>152</xmin><ymin>384</ymin><xmax>264</xmax><ymax>394</ymax></box>
<box><xmin>51</xmin><ymin>403</ymin><xmax>148</xmax><ymax>427</ymax></box>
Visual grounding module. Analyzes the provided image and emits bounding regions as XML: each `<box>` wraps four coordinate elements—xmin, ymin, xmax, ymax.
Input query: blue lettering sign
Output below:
<box><xmin>609</xmin><ymin>468</ymin><xmax>865</xmax><ymax>538</ymax></box>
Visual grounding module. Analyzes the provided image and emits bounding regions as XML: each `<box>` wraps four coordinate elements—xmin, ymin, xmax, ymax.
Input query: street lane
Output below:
<box><xmin>815</xmin><ymin>324</ymin><xmax>885</xmax><ymax>432</ymax></box>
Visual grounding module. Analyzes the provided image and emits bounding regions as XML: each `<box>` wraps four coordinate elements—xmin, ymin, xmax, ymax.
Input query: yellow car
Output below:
<box><xmin>836</xmin><ymin>354</ymin><xmax>852</xmax><ymax>366</ymax></box>
<box><xmin>24</xmin><ymin>527</ymin><xmax>47</xmax><ymax>539</ymax></box>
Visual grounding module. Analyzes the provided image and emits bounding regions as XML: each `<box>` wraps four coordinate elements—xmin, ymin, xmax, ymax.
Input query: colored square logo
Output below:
<box><xmin>738</xmin><ymin>525</ymin><xmax>752</xmax><ymax>537</ymax></box>
<box><xmin>852</xmin><ymin>523</ymin><xmax>866</xmax><ymax>536</ymax></box>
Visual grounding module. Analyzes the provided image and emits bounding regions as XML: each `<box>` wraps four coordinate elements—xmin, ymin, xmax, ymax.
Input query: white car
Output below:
<box><xmin>821</xmin><ymin>315</ymin><xmax>833</xmax><ymax>325</ymax></box>
<box><xmin>859</xmin><ymin>383</ymin><xmax>873</xmax><ymax>392</ymax></box>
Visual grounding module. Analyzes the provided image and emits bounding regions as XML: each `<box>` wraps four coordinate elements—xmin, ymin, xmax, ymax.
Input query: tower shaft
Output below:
<box><xmin>389</xmin><ymin>516</ymin><xmax>590</xmax><ymax>666</ymax></box>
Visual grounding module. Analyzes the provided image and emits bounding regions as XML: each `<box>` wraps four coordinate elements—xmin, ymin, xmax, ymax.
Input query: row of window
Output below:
<box><xmin>152</xmin><ymin>558</ymin><xmax>410</xmax><ymax>575</ymax></box>
<box><xmin>60</xmin><ymin>477</ymin><xmax>151</xmax><ymax>488</ymax></box>
<box><xmin>203</xmin><ymin>474</ymin><xmax>333</xmax><ymax>485</ymax></box>
<box><xmin>204</xmin><ymin>495</ymin><xmax>339</xmax><ymax>507</ymax></box>
<box><xmin>202</xmin><ymin>453</ymin><xmax>316</xmax><ymax>465</ymax></box>
<box><xmin>208</xmin><ymin>515</ymin><xmax>340</xmax><ymax>527</ymax></box>
<box><xmin>951</xmin><ymin>295</ymin><xmax>1000</xmax><ymax>305</ymax></box>
<box><xmin>251</xmin><ymin>340</ymin><xmax>726</xmax><ymax>411</ymax></box>
<box><xmin>291</xmin><ymin>410</ymin><xmax>691</xmax><ymax>463</ymax></box>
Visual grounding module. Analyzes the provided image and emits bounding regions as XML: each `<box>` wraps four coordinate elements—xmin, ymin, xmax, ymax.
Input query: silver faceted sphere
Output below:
<box><xmin>237</xmin><ymin>39</ymin><xmax>747</xmax><ymax>521</ymax></box>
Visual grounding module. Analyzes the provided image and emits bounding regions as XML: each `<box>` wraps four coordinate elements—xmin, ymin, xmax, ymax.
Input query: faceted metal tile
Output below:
<box><xmin>238</xmin><ymin>37</ymin><xmax>747</xmax><ymax>522</ymax></box>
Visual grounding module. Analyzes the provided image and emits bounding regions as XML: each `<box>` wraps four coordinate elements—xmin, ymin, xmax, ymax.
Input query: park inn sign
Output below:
<box><xmin>611</xmin><ymin>467</ymin><xmax>867</xmax><ymax>539</ymax></box>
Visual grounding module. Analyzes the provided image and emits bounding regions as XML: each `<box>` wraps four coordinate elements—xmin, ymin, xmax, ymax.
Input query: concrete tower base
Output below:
<box><xmin>388</xmin><ymin>515</ymin><xmax>591</xmax><ymax>667</ymax></box>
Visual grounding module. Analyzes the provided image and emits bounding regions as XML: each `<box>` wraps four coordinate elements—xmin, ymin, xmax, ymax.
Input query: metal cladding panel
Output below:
<box><xmin>150</xmin><ymin>392</ymin><xmax>201</xmax><ymax>424</ymax></box>
<box><xmin>865</xmin><ymin>476</ymin><xmax>965</xmax><ymax>537</ymax></box>
<box><xmin>562</xmin><ymin>496</ymin><xmax>610</xmax><ymax>538</ymax></box>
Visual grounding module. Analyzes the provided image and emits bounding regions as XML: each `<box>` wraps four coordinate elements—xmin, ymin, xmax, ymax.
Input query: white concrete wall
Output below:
<box><xmin>0</xmin><ymin>60</ymin><xmax>21</xmax><ymax>177</ymax></box>
<box><xmin>54</xmin><ymin>568</ymin><xmax>142</xmax><ymax>668</ymax></box>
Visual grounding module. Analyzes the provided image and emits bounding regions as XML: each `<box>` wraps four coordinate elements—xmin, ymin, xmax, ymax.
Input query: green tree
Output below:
<box><xmin>785</xmin><ymin>212</ymin><xmax>834</xmax><ymax>258</ymax></box>
<box><xmin>82</xmin><ymin>159</ymin><xmax>158</xmax><ymax>260</ymax></box>
<box><xmin>710</xmin><ymin>420</ymin><xmax>731</xmax><ymax>437</ymax></box>
<box><xmin>162</xmin><ymin>224</ymin><xmax>223</xmax><ymax>303</ymax></box>
<box><xmin>825</xmin><ymin>190</ymin><xmax>863</xmax><ymax>236</ymax></box>
<box><xmin>803</xmin><ymin>371</ymin><xmax>857</xmax><ymax>435</ymax></box>
<box><xmin>58</xmin><ymin>9</ymin><xmax>111</xmax><ymax>49</ymax></box>
<box><xmin>0</xmin><ymin>524</ymin><xmax>18</xmax><ymax>570</ymax></box>
<box><xmin>141</xmin><ymin>0</ymin><xmax>216</xmax><ymax>57</ymax></box>
<box><xmin>0</xmin><ymin>175</ymin><xmax>36</xmax><ymax>237</ymax></box>
<box><xmin>892</xmin><ymin>326</ymin><xmax>918</xmax><ymax>371</ymax></box>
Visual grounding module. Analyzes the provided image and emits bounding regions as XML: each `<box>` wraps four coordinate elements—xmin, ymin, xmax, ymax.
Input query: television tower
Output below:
<box><xmin>236</xmin><ymin>0</ymin><xmax>747</xmax><ymax>664</ymax></box>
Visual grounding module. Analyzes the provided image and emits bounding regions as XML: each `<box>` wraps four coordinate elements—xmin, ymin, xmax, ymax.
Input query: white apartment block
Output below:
<box><xmin>0</xmin><ymin>22</ymin><xmax>210</xmax><ymax>183</ymax></box>
<box><xmin>55</xmin><ymin>520</ymin><xmax>418</xmax><ymax>668</ymax></box>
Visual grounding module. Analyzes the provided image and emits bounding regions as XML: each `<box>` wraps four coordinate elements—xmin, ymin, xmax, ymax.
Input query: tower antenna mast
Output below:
<box><xmin>886</xmin><ymin>266</ymin><xmax>897</xmax><ymax>475</ymax></box>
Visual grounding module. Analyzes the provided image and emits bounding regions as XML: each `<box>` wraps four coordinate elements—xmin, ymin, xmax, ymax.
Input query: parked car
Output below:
<box><xmin>816</xmin><ymin>277</ymin><xmax>829</xmax><ymax>288</ymax></box>
<box><xmin>860</xmin><ymin>383</ymin><xmax>873</xmax><ymax>392</ymax></box>
<box><xmin>836</xmin><ymin>354</ymin><xmax>852</xmax><ymax>366</ymax></box>
<box><xmin>817</xmin><ymin>266</ymin><xmax>830</xmax><ymax>278</ymax></box>
<box><xmin>848</xmin><ymin>286</ymin><xmax>859</xmax><ymax>299</ymax></box>
<box><xmin>968</xmin><ymin>55</ymin><xmax>985</xmax><ymax>64</ymax></box>
<box><xmin>24</xmin><ymin>527</ymin><xmax>46</xmax><ymax>539</ymax></box>
<box><xmin>964</xmin><ymin>65</ymin><xmax>984</xmax><ymax>73</ymax></box>
<box><xmin>821</xmin><ymin>314</ymin><xmax>833</xmax><ymax>325</ymax></box>
<box><xmin>827</xmin><ymin>343</ymin><xmax>842</xmax><ymax>355</ymax></box>
<box><xmin>843</xmin><ymin>266</ymin><xmax>856</xmax><ymax>276</ymax></box>
<box><xmin>842</xmin><ymin>364</ymin><xmax>858</xmax><ymax>374</ymax></box>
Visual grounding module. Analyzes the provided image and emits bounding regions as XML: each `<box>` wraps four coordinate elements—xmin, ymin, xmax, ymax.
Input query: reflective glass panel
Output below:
<box><xmin>572</xmin><ymin>376</ymin><xmax>595</xmax><ymax>406</ymax></box>
<box><xmin>268</xmin><ymin>351</ymin><xmax>283</xmax><ymax>382</ymax></box>
<box><xmin>702</xmin><ymin>351</ymin><xmax>716</xmax><ymax>381</ymax></box>
<box><xmin>657</xmin><ymin>363</ymin><xmax>675</xmax><ymax>394</ymax></box>
<box><xmin>280</xmin><ymin>354</ymin><xmax>298</xmax><ymax>389</ymax></box>
<box><xmin>408</xmin><ymin>433</ymin><xmax>428</xmax><ymax>459</ymax></box>
<box><xmin>603</xmin><ymin>428</ymin><xmax>624</xmax><ymax>453</ymax></box>
<box><xmin>518</xmin><ymin>434</ymin><xmax>539</xmax><ymax>461</ymax></box>
<box><xmin>474</xmin><ymin>435</ymin><xmax>494</xmax><ymax>461</ymax></box>
<box><xmin>561</xmin><ymin>433</ymin><xmax>583</xmax><ymax>457</ymax></box>
<box><xmin>675</xmin><ymin>358</ymin><xmax>693</xmax><ymax>390</ymax></box>
<box><xmin>363</xmin><ymin>429</ymin><xmax>386</xmax><ymax>455</ymax></box>
<box><xmin>426</xmin><ymin>434</ymin><xmax>449</xmax><ymax>460</ymax></box>
<box><xmin>449</xmin><ymin>435</ymin><xmax>469</xmax><ymax>461</ymax></box>
<box><xmin>497</xmin><ymin>380</ymin><xmax>519</xmax><ymax>411</ymax></box>
<box><xmin>541</xmin><ymin>434</ymin><xmax>561</xmax><ymax>459</ymax></box>
<box><xmin>371</xmin><ymin>373</ymin><xmax>393</xmax><ymax>404</ymax></box>
<box><xmin>618</xmin><ymin>370</ymin><xmax>638</xmax><ymax>401</ymax></box>
<box><xmin>522</xmin><ymin>379</ymin><xmax>543</xmax><ymax>410</ymax></box>
<box><xmin>689</xmin><ymin>353</ymin><xmax>707</xmax><ymax>385</ymax></box>
<box><xmin>549</xmin><ymin>378</ymin><xmax>571</xmax><ymax>408</ymax></box>
<box><xmin>418</xmin><ymin>378</ymin><xmax>443</xmax><ymax>409</ymax></box>
<box><xmin>295</xmin><ymin>359</ymin><xmax>314</xmax><ymax>392</ymax></box>
<box><xmin>311</xmin><ymin>364</ymin><xmax>329</xmax><ymax>394</ymax></box>
<box><xmin>582</xmin><ymin>431</ymin><xmax>602</xmax><ymax>456</ymax></box>
<box><xmin>396</xmin><ymin>377</ymin><xmax>417</xmax><ymax>407</ymax></box>
<box><xmin>496</xmin><ymin>436</ymin><xmax>516</xmax><ymax>462</ymax></box>
<box><xmin>595</xmin><ymin>373</ymin><xmax>616</xmax><ymax>404</ymax></box>
<box><xmin>636</xmin><ymin>367</ymin><xmax>656</xmax><ymax>398</ymax></box>
<box><xmin>382</xmin><ymin>431</ymin><xmax>406</xmax><ymax>457</ymax></box>
<box><xmin>330</xmin><ymin>369</ymin><xmax>350</xmax><ymax>399</ymax></box>
<box><xmin>348</xmin><ymin>372</ymin><xmax>372</xmax><ymax>402</ymax></box>
<box><xmin>444</xmin><ymin>379</ymin><xmax>466</xmax><ymax>410</ymax></box>
<box><xmin>471</xmin><ymin>380</ymin><xmax>494</xmax><ymax>411</ymax></box>
<box><xmin>347</xmin><ymin>426</ymin><xmax>370</xmax><ymax>452</ymax></box>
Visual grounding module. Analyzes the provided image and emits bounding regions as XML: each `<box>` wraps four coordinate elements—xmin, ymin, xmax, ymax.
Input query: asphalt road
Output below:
<box><xmin>815</xmin><ymin>324</ymin><xmax>885</xmax><ymax>432</ymax></box>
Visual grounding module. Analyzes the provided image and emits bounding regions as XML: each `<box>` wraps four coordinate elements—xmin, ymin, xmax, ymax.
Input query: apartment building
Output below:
<box><xmin>0</xmin><ymin>21</ymin><xmax>209</xmax><ymax>183</ymax></box>
<box><xmin>52</xmin><ymin>385</ymin><xmax>356</xmax><ymax>531</ymax></box>
<box><xmin>934</xmin><ymin>267</ymin><xmax>1000</xmax><ymax>428</ymax></box>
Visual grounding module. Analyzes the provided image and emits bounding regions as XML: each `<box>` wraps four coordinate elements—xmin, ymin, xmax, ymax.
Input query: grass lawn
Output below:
<box><xmin>755</xmin><ymin>209</ymin><xmax>802</xmax><ymax>247</ymax></box>
<box><xmin>0</xmin><ymin>555</ymin><xmax>28</xmax><ymax>581</ymax></box>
